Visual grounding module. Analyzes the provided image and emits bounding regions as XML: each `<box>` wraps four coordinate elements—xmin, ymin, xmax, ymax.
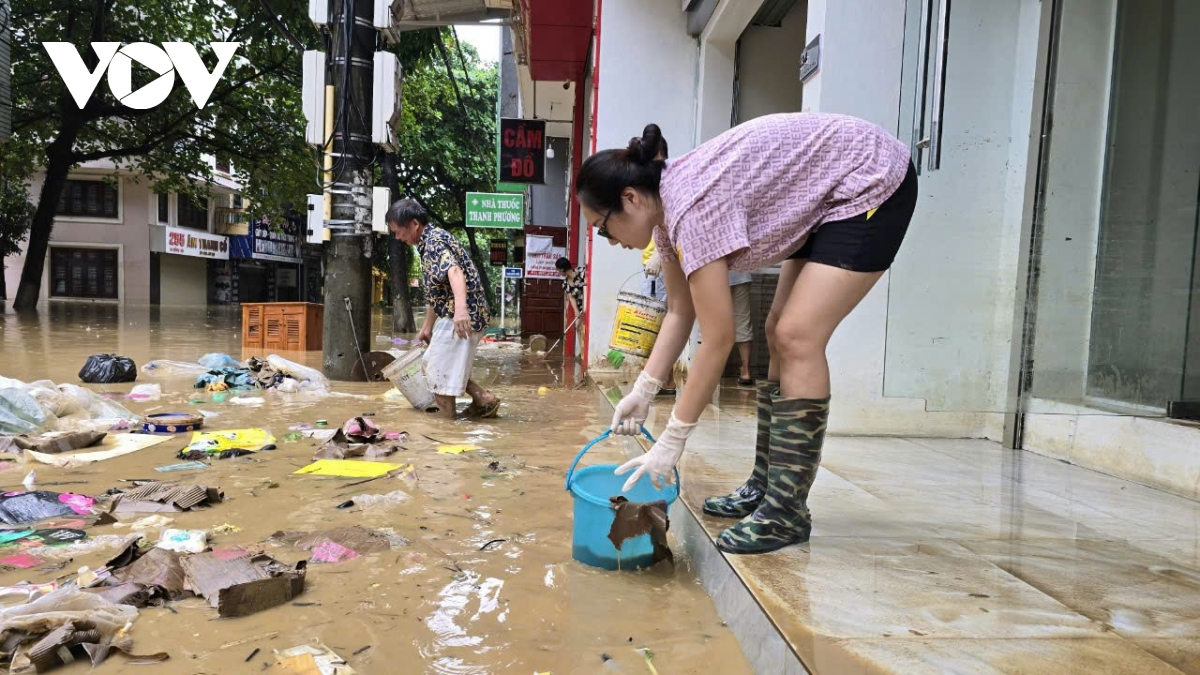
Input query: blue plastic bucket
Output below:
<box><xmin>565</xmin><ymin>429</ymin><xmax>679</xmax><ymax>571</ymax></box>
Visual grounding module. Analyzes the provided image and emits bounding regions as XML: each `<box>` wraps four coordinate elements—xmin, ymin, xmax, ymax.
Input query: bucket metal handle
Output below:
<box><xmin>565</xmin><ymin>427</ymin><xmax>682</xmax><ymax>492</ymax></box>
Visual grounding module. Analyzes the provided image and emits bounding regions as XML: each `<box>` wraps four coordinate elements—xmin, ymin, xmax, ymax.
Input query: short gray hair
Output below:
<box><xmin>385</xmin><ymin>198</ymin><xmax>428</xmax><ymax>227</ymax></box>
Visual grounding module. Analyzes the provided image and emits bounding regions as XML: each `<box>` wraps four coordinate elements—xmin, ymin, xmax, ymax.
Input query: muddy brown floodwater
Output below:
<box><xmin>0</xmin><ymin>305</ymin><xmax>751</xmax><ymax>674</ymax></box>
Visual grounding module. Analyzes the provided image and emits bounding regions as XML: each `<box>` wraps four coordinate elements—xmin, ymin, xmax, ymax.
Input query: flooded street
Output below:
<box><xmin>0</xmin><ymin>305</ymin><xmax>750</xmax><ymax>674</ymax></box>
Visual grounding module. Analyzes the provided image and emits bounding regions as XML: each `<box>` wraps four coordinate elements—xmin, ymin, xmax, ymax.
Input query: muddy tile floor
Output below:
<box><xmin>0</xmin><ymin>305</ymin><xmax>751</xmax><ymax>674</ymax></box>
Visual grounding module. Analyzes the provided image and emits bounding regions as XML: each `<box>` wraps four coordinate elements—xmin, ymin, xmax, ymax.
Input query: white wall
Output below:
<box><xmin>159</xmin><ymin>255</ymin><xmax>208</xmax><ymax>307</ymax></box>
<box><xmin>737</xmin><ymin>0</ymin><xmax>806</xmax><ymax>122</ymax></box>
<box><xmin>588</xmin><ymin>0</ymin><xmax>699</xmax><ymax>367</ymax></box>
<box><xmin>873</xmin><ymin>0</ymin><xmax>1040</xmax><ymax>423</ymax></box>
<box><xmin>798</xmin><ymin>0</ymin><xmax>1043</xmax><ymax>437</ymax></box>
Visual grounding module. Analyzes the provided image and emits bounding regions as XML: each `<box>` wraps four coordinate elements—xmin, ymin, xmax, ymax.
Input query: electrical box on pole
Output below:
<box><xmin>309</xmin><ymin>0</ymin><xmax>329</xmax><ymax>26</ymax></box>
<box><xmin>306</xmin><ymin>194</ymin><xmax>327</xmax><ymax>244</ymax></box>
<box><xmin>371</xmin><ymin>187</ymin><xmax>391</xmax><ymax>235</ymax></box>
<box><xmin>372</xmin><ymin>52</ymin><xmax>401</xmax><ymax>151</ymax></box>
<box><xmin>373</xmin><ymin>0</ymin><xmax>402</xmax><ymax>43</ymax></box>
<box><xmin>302</xmin><ymin>51</ymin><xmax>326</xmax><ymax>146</ymax></box>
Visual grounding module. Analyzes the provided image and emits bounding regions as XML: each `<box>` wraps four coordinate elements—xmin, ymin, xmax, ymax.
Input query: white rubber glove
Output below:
<box><xmin>615</xmin><ymin>414</ymin><xmax>697</xmax><ymax>492</ymax></box>
<box><xmin>611</xmin><ymin>371</ymin><xmax>662</xmax><ymax>436</ymax></box>
<box><xmin>643</xmin><ymin>250</ymin><xmax>662</xmax><ymax>277</ymax></box>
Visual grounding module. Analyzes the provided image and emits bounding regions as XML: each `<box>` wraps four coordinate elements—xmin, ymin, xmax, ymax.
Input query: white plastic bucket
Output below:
<box><xmin>381</xmin><ymin>347</ymin><xmax>436</xmax><ymax>412</ymax></box>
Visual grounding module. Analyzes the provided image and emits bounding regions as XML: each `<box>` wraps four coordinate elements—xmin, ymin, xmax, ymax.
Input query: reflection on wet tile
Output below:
<box><xmin>832</xmin><ymin>637</ymin><xmax>1185</xmax><ymax>675</ymax></box>
<box><xmin>654</xmin><ymin>384</ymin><xmax>1200</xmax><ymax>674</ymax></box>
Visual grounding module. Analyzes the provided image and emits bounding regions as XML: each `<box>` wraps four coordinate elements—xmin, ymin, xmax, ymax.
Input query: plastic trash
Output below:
<box><xmin>156</xmin><ymin>529</ymin><xmax>208</xmax><ymax>553</ymax></box>
<box><xmin>128</xmin><ymin>384</ymin><xmax>162</xmax><ymax>400</ymax></box>
<box><xmin>141</xmin><ymin>360</ymin><xmax>211</xmax><ymax>378</ymax></box>
<box><xmin>344</xmin><ymin>490</ymin><xmax>409</xmax><ymax>509</ymax></box>
<box><xmin>230</xmin><ymin>396</ymin><xmax>265</xmax><ymax>406</ymax></box>
<box><xmin>56</xmin><ymin>384</ymin><xmax>135</xmax><ymax>420</ymax></box>
<box><xmin>266</xmin><ymin>354</ymin><xmax>330</xmax><ymax>390</ymax></box>
<box><xmin>22</xmin><ymin>471</ymin><xmax>35</xmax><ymax>491</ymax></box>
<box><xmin>78</xmin><ymin>354</ymin><xmax>138</xmax><ymax>383</ymax></box>
<box><xmin>114</xmin><ymin>515</ymin><xmax>175</xmax><ymax>531</ymax></box>
<box><xmin>0</xmin><ymin>388</ymin><xmax>52</xmax><ymax>434</ymax></box>
<box><xmin>0</xmin><ymin>585</ymin><xmax>138</xmax><ymax>651</ymax></box>
<box><xmin>274</xmin><ymin>378</ymin><xmax>301</xmax><ymax>393</ymax></box>
<box><xmin>198</xmin><ymin>353</ymin><xmax>240</xmax><ymax>370</ymax></box>
<box><xmin>25</xmin><ymin>383</ymin><xmax>81</xmax><ymax>417</ymax></box>
<box><xmin>0</xmin><ymin>490</ymin><xmax>95</xmax><ymax>525</ymax></box>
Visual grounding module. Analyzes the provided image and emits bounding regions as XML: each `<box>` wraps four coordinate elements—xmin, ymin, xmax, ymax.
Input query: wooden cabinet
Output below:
<box><xmin>241</xmin><ymin>302</ymin><xmax>323</xmax><ymax>351</ymax></box>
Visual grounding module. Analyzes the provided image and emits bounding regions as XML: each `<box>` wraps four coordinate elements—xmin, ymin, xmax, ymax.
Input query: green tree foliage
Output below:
<box><xmin>4</xmin><ymin>0</ymin><xmax>317</xmax><ymax>310</ymax></box>
<box><xmin>384</xmin><ymin>27</ymin><xmax>509</xmax><ymax>317</ymax></box>
<box><xmin>0</xmin><ymin>159</ymin><xmax>34</xmax><ymax>300</ymax></box>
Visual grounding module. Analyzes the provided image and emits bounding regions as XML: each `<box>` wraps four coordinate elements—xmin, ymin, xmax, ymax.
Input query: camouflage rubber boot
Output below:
<box><xmin>716</xmin><ymin>394</ymin><xmax>829</xmax><ymax>555</ymax></box>
<box><xmin>702</xmin><ymin>381</ymin><xmax>777</xmax><ymax>518</ymax></box>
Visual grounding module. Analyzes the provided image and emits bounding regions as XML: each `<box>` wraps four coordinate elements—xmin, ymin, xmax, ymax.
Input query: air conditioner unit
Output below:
<box><xmin>372</xmin><ymin>51</ymin><xmax>401</xmax><ymax>151</ymax></box>
<box><xmin>373</xmin><ymin>0</ymin><xmax>402</xmax><ymax>43</ymax></box>
<box><xmin>309</xmin><ymin>0</ymin><xmax>329</xmax><ymax>27</ymax></box>
<box><xmin>306</xmin><ymin>194</ymin><xmax>326</xmax><ymax>244</ymax></box>
<box><xmin>372</xmin><ymin>187</ymin><xmax>391</xmax><ymax>234</ymax></box>
<box><xmin>302</xmin><ymin>51</ymin><xmax>326</xmax><ymax>147</ymax></box>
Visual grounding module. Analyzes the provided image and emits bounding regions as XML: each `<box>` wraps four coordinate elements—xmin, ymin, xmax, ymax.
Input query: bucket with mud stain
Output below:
<box><xmin>608</xmin><ymin>290</ymin><xmax>666</xmax><ymax>359</ymax></box>
<box><xmin>565</xmin><ymin>429</ymin><xmax>679</xmax><ymax>571</ymax></box>
<box><xmin>381</xmin><ymin>347</ymin><xmax>437</xmax><ymax>412</ymax></box>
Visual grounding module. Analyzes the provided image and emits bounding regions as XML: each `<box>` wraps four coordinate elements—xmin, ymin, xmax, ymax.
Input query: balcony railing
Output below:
<box><xmin>213</xmin><ymin>207</ymin><xmax>248</xmax><ymax>235</ymax></box>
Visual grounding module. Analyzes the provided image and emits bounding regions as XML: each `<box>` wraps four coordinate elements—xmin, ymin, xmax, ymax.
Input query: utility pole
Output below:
<box><xmin>322</xmin><ymin>0</ymin><xmax>374</xmax><ymax>380</ymax></box>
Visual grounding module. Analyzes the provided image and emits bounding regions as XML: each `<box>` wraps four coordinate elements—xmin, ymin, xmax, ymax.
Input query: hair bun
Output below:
<box><xmin>625</xmin><ymin>125</ymin><xmax>667</xmax><ymax>164</ymax></box>
<box><xmin>626</xmin><ymin>136</ymin><xmax>646</xmax><ymax>164</ymax></box>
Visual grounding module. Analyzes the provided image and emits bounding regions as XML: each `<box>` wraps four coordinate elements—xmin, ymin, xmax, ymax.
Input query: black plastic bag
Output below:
<box><xmin>79</xmin><ymin>354</ymin><xmax>137</xmax><ymax>383</ymax></box>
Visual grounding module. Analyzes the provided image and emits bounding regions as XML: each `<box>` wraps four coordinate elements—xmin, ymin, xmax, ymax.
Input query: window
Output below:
<box><xmin>157</xmin><ymin>193</ymin><xmax>169</xmax><ymax>223</ymax></box>
<box><xmin>178</xmin><ymin>193</ymin><xmax>208</xmax><ymax>230</ymax></box>
<box><xmin>215</xmin><ymin>157</ymin><xmax>230</xmax><ymax>174</ymax></box>
<box><xmin>231</xmin><ymin>193</ymin><xmax>244</xmax><ymax>209</ymax></box>
<box><xmin>56</xmin><ymin>179</ymin><xmax>118</xmax><ymax>218</ymax></box>
<box><xmin>50</xmin><ymin>247</ymin><xmax>119</xmax><ymax>299</ymax></box>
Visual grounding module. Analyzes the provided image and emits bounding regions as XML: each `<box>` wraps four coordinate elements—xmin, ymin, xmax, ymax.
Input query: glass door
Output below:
<box><xmin>1027</xmin><ymin>0</ymin><xmax>1200</xmax><ymax>416</ymax></box>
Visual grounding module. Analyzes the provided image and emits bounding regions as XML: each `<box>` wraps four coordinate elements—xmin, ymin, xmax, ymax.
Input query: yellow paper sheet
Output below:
<box><xmin>26</xmin><ymin>433</ymin><xmax>170</xmax><ymax>467</ymax></box>
<box><xmin>293</xmin><ymin>459</ymin><xmax>404</xmax><ymax>478</ymax></box>
<box><xmin>188</xmin><ymin>428</ymin><xmax>275</xmax><ymax>452</ymax></box>
<box><xmin>437</xmin><ymin>445</ymin><xmax>475</xmax><ymax>455</ymax></box>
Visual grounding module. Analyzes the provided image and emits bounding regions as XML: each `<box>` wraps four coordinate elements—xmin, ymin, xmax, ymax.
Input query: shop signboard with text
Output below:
<box><xmin>165</xmin><ymin>226</ymin><xmax>229</xmax><ymax>260</ymax></box>
<box><xmin>525</xmin><ymin>234</ymin><xmax>565</xmax><ymax>280</ymax></box>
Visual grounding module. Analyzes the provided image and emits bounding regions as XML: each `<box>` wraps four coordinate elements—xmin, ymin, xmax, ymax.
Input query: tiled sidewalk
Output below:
<box><xmin>600</xmin><ymin>383</ymin><xmax>1200</xmax><ymax>674</ymax></box>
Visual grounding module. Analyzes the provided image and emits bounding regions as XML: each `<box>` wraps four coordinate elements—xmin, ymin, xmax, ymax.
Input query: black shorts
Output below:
<box><xmin>789</xmin><ymin>161</ymin><xmax>918</xmax><ymax>272</ymax></box>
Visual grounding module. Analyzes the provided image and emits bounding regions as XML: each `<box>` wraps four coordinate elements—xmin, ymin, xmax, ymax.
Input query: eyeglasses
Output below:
<box><xmin>595</xmin><ymin>209</ymin><xmax>613</xmax><ymax>240</ymax></box>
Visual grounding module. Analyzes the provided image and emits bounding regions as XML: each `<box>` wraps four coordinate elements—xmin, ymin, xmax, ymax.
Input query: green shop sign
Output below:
<box><xmin>465</xmin><ymin>192</ymin><xmax>524</xmax><ymax>229</ymax></box>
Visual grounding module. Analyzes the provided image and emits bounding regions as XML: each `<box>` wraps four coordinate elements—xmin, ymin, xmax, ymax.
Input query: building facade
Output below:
<box><xmin>513</xmin><ymin>0</ymin><xmax>1200</xmax><ymax>499</ymax></box>
<box><xmin>5</xmin><ymin>158</ymin><xmax>311</xmax><ymax>307</ymax></box>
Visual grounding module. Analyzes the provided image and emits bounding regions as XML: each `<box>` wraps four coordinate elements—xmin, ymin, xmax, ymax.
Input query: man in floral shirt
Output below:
<box><xmin>388</xmin><ymin>199</ymin><xmax>499</xmax><ymax>418</ymax></box>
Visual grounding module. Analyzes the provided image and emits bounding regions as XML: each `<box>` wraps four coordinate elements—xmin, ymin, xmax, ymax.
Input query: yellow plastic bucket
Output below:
<box><xmin>609</xmin><ymin>291</ymin><xmax>666</xmax><ymax>358</ymax></box>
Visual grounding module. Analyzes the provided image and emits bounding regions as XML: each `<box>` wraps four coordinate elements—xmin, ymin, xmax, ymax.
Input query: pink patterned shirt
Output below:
<box><xmin>655</xmin><ymin>113</ymin><xmax>911</xmax><ymax>277</ymax></box>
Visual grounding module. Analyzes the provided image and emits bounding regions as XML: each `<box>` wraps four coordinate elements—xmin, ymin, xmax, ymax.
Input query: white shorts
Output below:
<box><xmin>731</xmin><ymin>283</ymin><xmax>753</xmax><ymax>344</ymax></box>
<box><xmin>422</xmin><ymin>318</ymin><xmax>482</xmax><ymax>397</ymax></box>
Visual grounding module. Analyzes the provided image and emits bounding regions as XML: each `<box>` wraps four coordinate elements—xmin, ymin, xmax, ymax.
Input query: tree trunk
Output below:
<box><xmin>381</xmin><ymin>153</ymin><xmax>415</xmax><ymax>333</ymax></box>
<box><xmin>462</xmin><ymin>225</ymin><xmax>496</xmax><ymax>314</ymax></box>
<box><xmin>1</xmin><ymin>261</ymin><xmax>7</xmax><ymax>300</ymax></box>
<box><xmin>14</xmin><ymin>120</ymin><xmax>82</xmax><ymax>312</ymax></box>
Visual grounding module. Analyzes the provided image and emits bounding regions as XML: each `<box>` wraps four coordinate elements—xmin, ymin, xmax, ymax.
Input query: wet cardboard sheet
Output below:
<box><xmin>180</xmin><ymin>552</ymin><xmax>306</xmax><ymax>618</ymax></box>
<box><xmin>0</xmin><ymin>431</ymin><xmax>106</xmax><ymax>455</ymax></box>
<box><xmin>23</xmin><ymin>433</ymin><xmax>170</xmax><ymax>467</ymax></box>
<box><xmin>112</xmin><ymin>482</ymin><xmax>223</xmax><ymax>513</ymax></box>
<box><xmin>276</xmin><ymin>644</ymin><xmax>357</xmax><ymax>675</ymax></box>
<box><xmin>607</xmin><ymin>496</ymin><xmax>673</xmax><ymax>566</ymax></box>
<box><xmin>109</xmin><ymin>547</ymin><xmax>188</xmax><ymax>598</ymax></box>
